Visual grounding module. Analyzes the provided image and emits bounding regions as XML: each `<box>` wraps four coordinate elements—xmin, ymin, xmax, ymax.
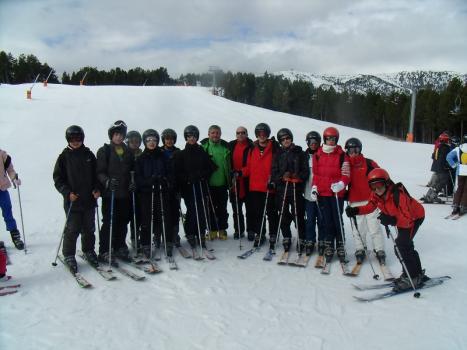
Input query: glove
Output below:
<box><xmin>310</xmin><ymin>185</ymin><xmax>318</xmax><ymax>201</ymax></box>
<box><xmin>345</xmin><ymin>206</ymin><xmax>359</xmax><ymax>218</ymax></box>
<box><xmin>231</xmin><ymin>170</ymin><xmax>242</xmax><ymax>178</ymax></box>
<box><xmin>331</xmin><ymin>181</ymin><xmax>345</xmax><ymax>193</ymax></box>
<box><xmin>267</xmin><ymin>182</ymin><xmax>275</xmax><ymax>190</ymax></box>
<box><xmin>69</xmin><ymin>192</ymin><xmax>79</xmax><ymax>202</ymax></box>
<box><xmin>107</xmin><ymin>178</ymin><xmax>119</xmax><ymax>191</ymax></box>
<box><xmin>282</xmin><ymin>171</ymin><xmax>291</xmax><ymax>181</ymax></box>
<box><xmin>129</xmin><ymin>181</ymin><xmax>136</xmax><ymax>192</ymax></box>
<box><xmin>378</xmin><ymin>212</ymin><xmax>397</xmax><ymax>226</ymax></box>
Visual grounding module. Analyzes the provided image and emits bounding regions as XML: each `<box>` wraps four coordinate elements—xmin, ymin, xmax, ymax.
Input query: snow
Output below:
<box><xmin>0</xmin><ymin>83</ymin><xmax>466</xmax><ymax>350</ymax></box>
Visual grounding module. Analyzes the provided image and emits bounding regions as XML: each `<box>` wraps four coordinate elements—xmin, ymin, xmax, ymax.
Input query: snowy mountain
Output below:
<box><xmin>274</xmin><ymin>70</ymin><xmax>467</xmax><ymax>95</ymax></box>
<box><xmin>0</xmin><ymin>84</ymin><xmax>466</xmax><ymax>350</ymax></box>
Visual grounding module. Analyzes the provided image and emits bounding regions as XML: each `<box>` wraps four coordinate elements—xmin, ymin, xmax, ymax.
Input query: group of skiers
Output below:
<box><xmin>5</xmin><ymin>120</ymin><xmax>464</xmax><ymax>293</ymax></box>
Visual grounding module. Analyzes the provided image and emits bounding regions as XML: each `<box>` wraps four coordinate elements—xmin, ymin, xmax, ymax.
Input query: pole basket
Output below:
<box><xmin>406</xmin><ymin>133</ymin><xmax>414</xmax><ymax>142</ymax></box>
<box><xmin>26</xmin><ymin>90</ymin><xmax>32</xmax><ymax>99</ymax></box>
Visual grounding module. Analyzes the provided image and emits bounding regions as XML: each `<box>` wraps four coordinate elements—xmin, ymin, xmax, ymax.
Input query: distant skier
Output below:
<box><xmin>446</xmin><ymin>133</ymin><xmax>467</xmax><ymax>217</ymax></box>
<box><xmin>0</xmin><ymin>147</ymin><xmax>24</xmax><ymax>250</ymax></box>
<box><xmin>346</xmin><ymin>168</ymin><xmax>427</xmax><ymax>291</ymax></box>
<box><xmin>53</xmin><ymin>126</ymin><xmax>101</xmax><ymax>273</ymax></box>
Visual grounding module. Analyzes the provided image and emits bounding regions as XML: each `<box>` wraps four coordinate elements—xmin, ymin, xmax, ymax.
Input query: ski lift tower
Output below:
<box><xmin>405</xmin><ymin>87</ymin><xmax>417</xmax><ymax>143</ymax></box>
<box><xmin>209</xmin><ymin>66</ymin><xmax>220</xmax><ymax>95</ymax></box>
<box><xmin>450</xmin><ymin>94</ymin><xmax>464</xmax><ymax>136</ymax></box>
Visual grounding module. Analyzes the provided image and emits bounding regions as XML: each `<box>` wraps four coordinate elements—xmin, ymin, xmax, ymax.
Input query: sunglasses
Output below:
<box><xmin>145</xmin><ymin>137</ymin><xmax>158</xmax><ymax>143</ymax></box>
<box><xmin>236</xmin><ymin>131</ymin><xmax>247</xmax><ymax>135</ymax></box>
<box><xmin>69</xmin><ymin>137</ymin><xmax>83</xmax><ymax>142</ymax></box>
<box><xmin>280</xmin><ymin>136</ymin><xmax>291</xmax><ymax>142</ymax></box>
<box><xmin>307</xmin><ymin>139</ymin><xmax>319</xmax><ymax>146</ymax></box>
<box><xmin>369</xmin><ymin>181</ymin><xmax>386</xmax><ymax>191</ymax></box>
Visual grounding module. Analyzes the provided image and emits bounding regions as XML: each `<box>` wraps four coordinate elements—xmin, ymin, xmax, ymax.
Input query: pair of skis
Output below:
<box><xmin>0</xmin><ymin>282</ymin><xmax>21</xmax><ymax>297</ymax></box>
<box><xmin>444</xmin><ymin>213</ymin><xmax>464</xmax><ymax>220</ymax></box>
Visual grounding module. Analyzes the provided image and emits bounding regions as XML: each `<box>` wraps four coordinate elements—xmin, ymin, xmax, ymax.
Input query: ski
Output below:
<box><xmin>277</xmin><ymin>251</ymin><xmax>289</xmax><ymax>265</ymax></box>
<box><xmin>378</xmin><ymin>262</ymin><xmax>395</xmax><ymax>281</ymax></box>
<box><xmin>452</xmin><ymin>213</ymin><xmax>464</xmax><ymax>220</ymax></box>
<box><xmin>289</xmin><ymin>254</ymin><xmax>312</xmax><ymax>267</ymax></box>
<box><xmin>113</xmin><ymin>260</ymin><xmax>147</xmax><ymax>279</ymax></box>
<box><xmin>77</xmin><ymin>251</ymin><xmax>117</xmax><ymax>281</ymax></box>
<box><xmin>340</xmin><ymin>261</ymin><xmax>352</xmax><ymax>275</ymax></box>
<box><xmin>321</xmin><ymin>260</ymin><xmax>331</xmax><ymax>274</ymax></box>
<box><xmin>58</xmin><ymin>255</ymin><xmax>92</xmax><ymax>288</ymax></box>
<box><xmin>167</xmin><ymin>256</ymin><xmax>178</xmax><ymax>270</ymax></box>
<box><xmin>352</xmin><ymin>275</ymin><xmax>451</xmax><ymax>291</ymax></box>
<box><xmin>315</xmin><ymin>255</ymin><xmax>325</xmax><ymax>268</ymax></box>
<box><xmin>263</xmin><ymin>249</ymin><xmax>275</xmax><ymax>261</ymax></box>
<box><xmin>354</xmin><ymin>276</ymin><xmax>451</xmax><ymax>302</ymax></box>
<box><xmin>204</xmin><ymin>250</ymin><xmax>216</xmax><ymax>260</ymax></box>
<box><xmin>349</xmin><ymin>263</ymin><xmax>363</xmax><ymax>276</ymax></box>
<box><xmin>177</xmin><ymin>245</ymin><xmax>192</xmax><ymax>259</ymax></box>
<box><xmin>0</xmin><ymin>289</ymin><xmax>18</xmax><ymax>296</ymax></box>
<box><xmin>0</xmin><ymin>283</ymin><xmax>21</xmax><ymax>291</ymax></box>
<box><xmin>237</xmin><ymin>248</ymin><xmax>257</xmax><ymax>259</ymax></box>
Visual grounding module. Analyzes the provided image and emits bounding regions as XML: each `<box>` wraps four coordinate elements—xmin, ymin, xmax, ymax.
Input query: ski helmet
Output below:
<box><xmin>323</xmin><ymin>127</ymin><xmax>339</xmax><ymax>143</ymax></box>
<box><xmin>142</xmin><ymin>129</ymin><xmax>159</xmax><ymax>146</ymax></box>
<box><xmin>463</xmin><ymin>133</ymin><xmax>467</xmax><ymax>144</ymax></box>
<box><xmin>161</xmin><ymin>128</ymin><xmax>177</xmax><ymax>144</ymax></box>
<box><xmin>277</xmin><ymin>128</ymin><xmax>293</xmax><ymax>142</ymax></box>
<box><xmin>450</xmin><ymin>135</ymin><xmax>460</xmax><ymax>146</ymax></box>
<box><xmin>108</xmin><ymin>120</ymin><xmax>127</xmax><ymax>140</ymax></box>
<box><xmin>126</xmin><ymin>130</ymin><xmax>142</xmax><ymax>145</ymax></box>
<box><xmin>254</xmin><ymin>123</ymin><xmax>271</xmax><ymax>138</ymax></box>
<box><xmin>65</xmin><ymin>125</ymin><xmax>84</xmax><ymax>142</ymax></box>
<box><xmin>438</xmin><ymin>132</ymin><xmax>450</xmax><ymax>143</ymax></box>
<box><xmin>367</xmin><ymin>168</ymin><xmax>390</xmax><ymax>186</ymax></box>
<box><xmin>344</xmin><ymin>138</ymin><xmax>362</xmax><ymax>153</ymax></box>
<box><xmin>183</xmin><ymin>125</ymin><xmax>199</xmax><ymax>140</ymax></box>
<box><xmin>306</xmin><ymin>131</ymin><xmax>321</xmax><ymax>145</ymax></box>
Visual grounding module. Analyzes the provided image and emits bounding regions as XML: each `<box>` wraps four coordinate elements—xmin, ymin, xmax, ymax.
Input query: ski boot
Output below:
<box><xmin>218</xmin><ymin>230</ymin><xmax>228</xmax><ymax>241</ymax></box>
<box><xmin>166</xmin><ymin>244</ymin><xmax>174</xmax><ymax>257</ymax></box>
<box><xmin>83</xmin><ymin>250</ymin><xmax>99</xmax><ymax>268</ymax></box>
<box><xmin>305</xmin><ymin>241</ymin><xmax>315</xmax><ymax>256</ymax></box>
<box><xmin>336</xmin><ymin>243</ymin><xmax>346</xmax><ymax>263</ymax></box>
<box><xmin>393</xmin><ymin>272</ymin><xmax>424</xmax><ymax>292</ymax></box>
<box><xmin>253</xmin><ymin>234</ymin><xmax>266</xmax><ymax>248</ymax></box>
<box><xmin>142</xmin><ymin>245</ymin><xmax>152</xmax><ymax>259</ymax></box>
<box><xmin>233</xmin><ymin>231</ymin><xmax>245</xmax><ymax>240</ymax></box>
<box><xmin>282</xmin><ymin>237</ymin><xmax>291</xmax><ymax>252</ymax></box>
<box><xmin>98</xmin><ymin>251</ymin><xmax>117</xmax><ymax>267</ymax></box>
<box><xmin>298</xmin><ymin>239</ymin><xmax>306</xmax><ymax>255</ymax></box>
<box><xmin>355</xmin><ymin>249</ymin><xmax>366</xmax><ymax>264</ymax></box>
<box><xmin>115</xmin><ymin>247</ymin><xmax>132</xmax><ymax>262</ymax></box>
<box><xmin>317</xmin><ymin>241</ymin><xmax>326</xmax><ymax>257</ymax></box>
<box><xmin>10</xmin><ymin>229</ymin><xmax>24</xmax><ymax>250</ymax></box>
<box><xmin>247</xmin><ymin>231</ymin><xmax>256</xmax><ymax>241</ymax></box>
<box><xmin>64</xmin><ymin>255</ymin><xmax>78</xmax><ymax>274</ymax></box>
<box><xmin>375</xmin><ymin>250</ymin><xmax>386</xmax><ymax>265</ymax></box>
<box><xmin>269</xmin><ymin>236</ymin><xmax>277</xmax><ymax>251</ymax></box>
<box><xmin>324</xmin><ymin>241</ymin><xmax>334</xmax><ymax>262</ymax></box>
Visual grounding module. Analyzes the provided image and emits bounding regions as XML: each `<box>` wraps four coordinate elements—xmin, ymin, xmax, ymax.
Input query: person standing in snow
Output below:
<box><xmin>344</xmin><ymin>137</ymin><xmax>387</xmax><ymax>265</ymax></box>
<box><xmin>0</xmin><ymin>245</ymin><xmax>9</xmax><ymax>282</ymax></box>
<box><xmin>345</xmin><ymin>168</ymin><xmax>427</xmax><ymax>291</ymax></box>
<box><xmin>228</xmin><ymin>126</ymin><xmax>253</xmax><ymax>240</ymax></box>
<box><xmin>446</xmin><ymin>133</ymin><xmax>467</xmax><ymax>217</ymax></box>
<box><xmin>200</xmin><ymin>125</ymin><xmax>231</xmax><ymax>240</ymax></box>
<box><xmin>53</xmin><ymin>126</ymin><xmax>101</xmax><ymax>273</ymax></box>
<box><xmin>0</xmin><ymin>147</ymin><xmax>24</xmax><ymax>250</ymax></box>
<box><xmin>270</xmin><ymin>128</ymin><xmax>309</xmax><ymax>253</ymax></box>
<box><xmin>312</xmin><ymin>127</ymin><xmax>350</xmax><ymax>263</ymax></box>
<box><xmin>96</xmin><ymin>120</ymin><xmax>134</xmax><ymax>263</ymax></box>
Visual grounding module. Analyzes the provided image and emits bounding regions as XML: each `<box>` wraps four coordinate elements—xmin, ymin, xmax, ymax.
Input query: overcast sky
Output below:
<box><xmin>1</xmin><ymin>0</ymin><xmax>466</xmax><ymax>77</ymax></box>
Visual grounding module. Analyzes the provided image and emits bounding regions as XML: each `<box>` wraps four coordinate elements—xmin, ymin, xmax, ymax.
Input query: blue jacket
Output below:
<box><xmin>447</xmin><ymin>144</ymin><xmax>467</xmax><ymax>176</ymax></box>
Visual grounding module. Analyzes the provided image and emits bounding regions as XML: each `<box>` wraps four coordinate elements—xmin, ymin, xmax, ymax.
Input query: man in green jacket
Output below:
<box><xmin>201</xmin><ymin>125</ymin><xmax>231</xmax><ymax>240</ymax></box>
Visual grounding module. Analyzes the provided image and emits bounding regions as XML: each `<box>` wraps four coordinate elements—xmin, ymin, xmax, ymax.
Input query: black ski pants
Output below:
<box><xmin>182</xmin><ymin>182</ymin><xmax>207</xmax><ymax>248</ymax></box>
<box><xmin>99</xmin><ymin>195</ymin><xmax>131</xmax><ymax>255</ymax></box>
<box><xmin>138</xmin><ymin>191</ymin><xmax>173</xmax><ymax>247</ymax></box>
<box><xmin>318</xmin><ymin>195</ymin><xmax>345</xmax><ymax>250</ymax></box>
<box><xmin>246</xmin><ymin>191</ymin><xmax>278</xmax><ymax>241</ymax></box>
<box><xmin>207</xmin><ymin>185</ymin><xmax>229</xmax><ymax>231</ymax></box>
<box><xmin>62</xmin><ymin>208</ymin><xmax>96</xmax><ymax>257</ymax></box>
<box><xmin>276</xmin><ymin>190</ymin><xmax>305</xmax><ymax>241</ymax></box>
<box><xmin>395</xmin><ymin>218</ymin><xmax>424</xmax><ymax>277</ymax></box>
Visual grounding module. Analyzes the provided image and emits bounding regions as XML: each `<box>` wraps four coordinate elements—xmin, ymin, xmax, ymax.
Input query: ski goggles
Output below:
<box><xmin>324</xmin><ymin>136</ymin><xmax>337</xmax><ymax>142</ymax></box>
<box><xmin>369</xmin><ymin>181</ymin><xmax>386</xmax><ymax>191</ymax></box>
<box><xmin>307</xmin><ymin>139</ymin><xmax>319</xmax><ymax>146</ymax></box>
<box><xmin>280</xmin><ymin>136</ymin><xmax>292</xmax><ymax>142</ymax></box>
<box><xmin>145</xmin><ymin>137</ymin><xmax>158</xmax><ymax>143</ymax></box>
<box><xmin>346</xmin><ymin>147</ymin><xmax>361</xmax><ymax>155</ymax></box>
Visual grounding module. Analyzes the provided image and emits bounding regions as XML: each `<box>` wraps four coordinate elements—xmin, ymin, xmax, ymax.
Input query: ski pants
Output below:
<box><xmin>395</xmin><ymin>218</ymin><xmax>424</xmax><ymax>277</ymax></box>
<box><xmin>276</xmin><ymin>191</ymin><xmax>305</xmax><ymax>241</ymax></box>
<box><xmin>305</xmin><ymin>199</ymin><xmax>325</xmax><ymax>243</ymax></box>
<box><xmin>207</xmin><ymin>185</ymin><xmax>229</xmax><ymax>231</ymax></box>
<box><xmin>129</xmin><ymin>192</ymin><xmax>141</xmax><ymax>244</ymax></box>
<box><xmin>229</xmin><ymin>191</ymin><xmax>249</xmax><ymax>235</ymax></box>
<box><xmin>349</xmin><ymin>200</ymin><xmax>385</xmax><ymax>252</ymax></box>
<box><xmin>182</xmin><ymin>182</ymin><xmax>207</xmax><ymax>247</ymax></box>
<box><xmin>0</xmin><ymin>190</ymin><xmax>17</xmax><ymax>232</ymax></box>
<box><xmin>99</xmin><ymin>196</ymin><xmax>131</xmax><ymax>255</ymax></box>
<box><xmin>318</xmin><ymin>195</ymin><xmax>345</xmax><ymax>249</ymax></box>
<box><xmin>0</xmin><ymin>248</ymin><xmax>6</xmax><ymax>275</ymax></box>
<box><xmin>246</xmin><ymin>191</ymin><xmax>278</xmax><ymax>242</ymax></box>
<box><xmin>62</xmin><ymin>208</ymin><xmax>96</xmax><ymax>257</ymax></box>
<box><xmin>454</xmin><ymin>176</ymin><xmax>467</xmax><ymax>208</ymax></box>
<box><xmin>138</xmin><ymin>191</ymin><xmax>173</xmax><ymax>247</ymax></box>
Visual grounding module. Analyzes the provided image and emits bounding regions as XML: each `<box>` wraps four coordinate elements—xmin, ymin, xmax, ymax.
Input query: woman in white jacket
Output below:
<box><xmin>446</xmin><ymin>134</ymin><xmax>467</xmax><ymax>217</ymax></box>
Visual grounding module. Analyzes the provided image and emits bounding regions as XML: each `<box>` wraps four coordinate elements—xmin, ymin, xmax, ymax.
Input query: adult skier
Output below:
<box><xmin>446</xmin><ymin>133</ymin><xmax>467</xmax><ymax>217</ymax></box>
<box><xmin>345</xmin><ymin>168</ymin><xmax>427</xmax><ymax>291</ymax></box>
<box><xmin>96</xmin><ymin>120</ymin><xmax>134</xmax><ymax>263</ymax></box>
<box><xmin>312</xmin><ymin>127</ymin><xmax>350</xmax><ymax>263</ymax></box>
<box><xmin>344</xmin><ymin>137</ymin><xmax>387</xmax><ymax>265</ymax></box>
<box><xmin>0</xmin><ymin>147</ymin><xmax>24</xmax><ymax>250</ymax></box>
<box><xmin>201</xmin><ymin>125</ymin><xmax>231</xmax><ymax>240</ymax></box>
<box><xmin>228</xmin><ymin>126</ymin><xmax>253</xmax><ymax>240</ymax></box>
<box><xmin>270</xmin><ymin>128</ymin><xmax>309</xmax><ymax>252</ymax></box>
<box><xmin>53</xmin><ymin>125</ymin><xmax>101</xmax><ymax>273</ymax></box>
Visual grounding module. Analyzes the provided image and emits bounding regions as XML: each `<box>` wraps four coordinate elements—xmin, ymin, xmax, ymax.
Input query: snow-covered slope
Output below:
<box><xmin>0</xmin><ymin>84</ymin><xmax>465</xmax><ymax>350</ymax></box>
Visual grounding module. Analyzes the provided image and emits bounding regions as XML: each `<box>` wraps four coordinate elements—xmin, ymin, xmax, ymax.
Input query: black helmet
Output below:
<box><xmin>450</xmin><ymin>135</ymin><xmax>460</xmax><ymax>146</ymax></box>
<box><xmin>254</xmin><ymin>123</ymin><xmax>271</xmax><ymax>138</ymax></box>
<box><xmin>277</xmin><ymin>128</ymin><xmax>293</xmax><ymax>142</ymax></box>
<box><xmin>306</xmin><ymin>131</ymin><xmax>321</xmax><ymax>145</ymax></box>
<box><xmin>183</xmin><ymin>125</ymin><xmax>199</xmax><ymax>140</ymax></box>
<box><xmin>161</xmin><ymin>128</ymin><xmax>177</xmax><ymax>144</ymax></box>
<box><xmin>345</xmin><ymin>138</ymin><xmax>362</xmax><ymax>153</ymax></box>
<box><xmin>142</xmin><ymin>129</ymin><xmax>159</xmax><ymax>146</ymax></box>
<box><xmin>463</xmin><ymin>133</ymin><xmax>467</xmax><ymax>144</ymax></box>
<box><xmin>65</xmin><ymin>125</ymin><xmax>84</xmax><ymax>142</ymax></box>
<box><xmin>126</xmin><ymin>130</ymin><xmax>142</xmax><ymax>145</ymax></box>
<box><xmin>108</xmin><ymin>120</ymin><xmax>127</xmax><ymax>140</ymax></box>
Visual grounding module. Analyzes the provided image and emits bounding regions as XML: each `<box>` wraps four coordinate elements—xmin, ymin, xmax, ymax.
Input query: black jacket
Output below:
<box><xmin>53</xmin><ymin>145</ymin><xmax>99</xmax><ymax>211</ymax></box>
<box><xmin>135</xmin><ymin>148</ymin><xmax>172</xmax><ymax>193</ymax></box>
<box><xmin>430</xmin><ymin>143</ymin><xmax>451</xmax><ymax>173</ymax></box>
<box><xmin>271</xmin><ymin>144</ymin><xmax>309</xmax><ymax>194</ymax></box>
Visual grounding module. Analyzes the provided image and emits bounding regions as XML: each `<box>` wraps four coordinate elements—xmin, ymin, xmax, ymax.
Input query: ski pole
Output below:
<box><xmin>205</xmin><ymin>180</ymin><xmax>221</xmax><ymax>236</ymax></box>
<box><xmin>334</xmin><ymin>193</ymin><xmax>347</xmax><ymax>261</ymax></box>
<box><xmin>291</xmin><ymin>181</ymin><xmax>301</xmax><ymax>253</ymax></box>
<box><xmin>275</xmin><ymin>181</ymin><xmax>289</xmax><ymax>246</ymax></box>
<box><xmin>192</xmin><ymin>183</ymin><xmax>204</xmax><ymax>257</ymax></box>
<box><xmin>14</xmin><ymin>174</ymin><xmax>27</xmax><ymax>254</ymax></box>
<box><xmin>51</xmin><ymin>202</ymin><xmax>73</xmax><ymax>266</ymax></box>
<box><xmin>232</xmin><ymin>175</ymin><xmax>242</xmax><ymax>250</ymax></box>
<box><xmin>350</xmin><ymin>216</ymin><xmax>379</xmax><ymax>280</ymax></box>
<box><xmin>130</xmin><ymin>171</ymin><xmax>138</xmax><ymax>257</ymax></box>
<box><xmin>385</xmin><ymin>225</ymin><xmax>421</xmax><ymax>298</ymax></box>
<box><xmin>107</xmin><ymin>189</ymin><xmax>116</xmax><ymax>271</ymax></box>
<box><xmin>159</xmin><ymin>182</ymin><xmax>168</xmax><ymax>258</ymax></box>
<box><xmin>150</xmin><ymin>185</ymin><xmax>155</xmax><ymax>260</ymax></box>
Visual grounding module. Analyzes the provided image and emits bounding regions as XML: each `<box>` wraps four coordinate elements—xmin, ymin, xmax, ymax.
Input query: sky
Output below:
<box><xmin>1</xmin><ymin>0</ymin><xmax>466</xmax><ymax>78</ymax></box>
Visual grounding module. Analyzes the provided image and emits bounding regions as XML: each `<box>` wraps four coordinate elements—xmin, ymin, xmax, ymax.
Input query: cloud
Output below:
<box><xmin>1</xmin><ymin>0</ymin><xmax>466</xmax><ymax>77</ymax></box>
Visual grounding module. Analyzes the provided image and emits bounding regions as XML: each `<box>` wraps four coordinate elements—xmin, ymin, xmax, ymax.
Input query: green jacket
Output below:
<box><xmin>201</xmin><ymin>138</ymin><xmax>231</xmax><ymax>187</ymax></box>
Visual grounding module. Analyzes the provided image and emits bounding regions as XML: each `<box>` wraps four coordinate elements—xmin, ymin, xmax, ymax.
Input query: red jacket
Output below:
<box><xmin>348</xmin><ymin>154</ymin><xmax>379</xmax><ymax>202</ymax></box>
<box><xmin>242</xmin><ymin>139</ymin><xmax>278</xmax><ymax>193</ymax></box>
<box><xmin>358</xmin><ymin>183</ymin><xmax>425</xmax><ymax>229</ymax></box>
<box><xmin>312</xmin><ymin>145</ymin><xmax>350</xmax><ymax>197</ymax></box>
<box><xmin>232</xmin><ymin>141</ymin><xmax>249</xmax><ymax>199</ymax></box>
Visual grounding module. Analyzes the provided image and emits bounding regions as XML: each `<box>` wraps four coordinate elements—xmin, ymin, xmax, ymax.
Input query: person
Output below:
<box><xmin>303</xmin><ymin>131</ymin><xmax>325</xmax><ymax>256</ymax></box>
<box><xmin>96</xmin><ymin>120</ymin><xmax>134</xmax><ymax>263</ymax></box>
<box><xmin>0</xmin><ymin>247</ymin><xmax>8</xmax><ymax>281</ymax></box>
<box><xmin>345</xmin><ymin>168</ymin><xmax>426</xmax><ymax>291</ymax></box>
<box><xmin>344</xmin><ymin>137</ymin><xmax>387</xmax><ymax>265</ymax></box>
<box><xmin>125</xmin><ymin>130</ymin><xmax>143</xmax><ymax>249</ymax></box>
<box><xmin>0</xmin><ymin>147</ymin><xmax>24</xmax><ymax>250</ymax></box>
<box><xmin>135</xmin><ymin>129</ymin><xmax>173</xmax><ymax>258</ymax></box>
<box><xmin>271</xmin><ymin>128</ymin><xmax>309</xmax><ymax>252</ymax></box>
<box><xmin>53</xmin><ymin>125</ymin><xmax>101</xmax><ymax>273</ymax></box>
<box><xmin>201</xmin><ymin>125</ymin><xmax>231</xmax><ymax>240</ymax></box>
<box><xmin>240</xmin><ymin>123</ymin><xmax>280</xmax><ymax>248</ymax></box>
<box><xmin>421</xmin><ymin>132</ymin><xmax>452</xmax><ymax>203</ymax></box>
<box><xmin>446</xmin><ymin>133</ymin><xmax>467</xmax><ymax>217</ymax></box>
<box><xmin>427</xmin><ymin>132</ymin><xmax>450</xmax><ymax>187</ymax></box>
<box><xmin>228</xmin><ymin>126</ymin><xmax>253</xmax><ymax>240</ymax></box>
<box><xmin>312</xmin><ymin>127</ymin><xmax>350</xmax><ymax>263</ymax></box>
<box><xmin>173</xmin><ymin>125</ymin><xmax>217</xmax><ymax>253</ymax></box>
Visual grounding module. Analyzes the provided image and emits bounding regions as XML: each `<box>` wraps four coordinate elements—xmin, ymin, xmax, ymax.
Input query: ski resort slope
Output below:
<box><xmin>0</xmin><ymin>84</ymin><xmax>465</xmax><ymax>350</ymax></box>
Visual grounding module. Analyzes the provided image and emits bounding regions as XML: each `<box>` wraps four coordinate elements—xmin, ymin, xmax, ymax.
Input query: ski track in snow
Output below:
<box><xmin>0</xmin><ymin>84</ymin><xmax>466</xmax><ymax>350</ymax></box>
